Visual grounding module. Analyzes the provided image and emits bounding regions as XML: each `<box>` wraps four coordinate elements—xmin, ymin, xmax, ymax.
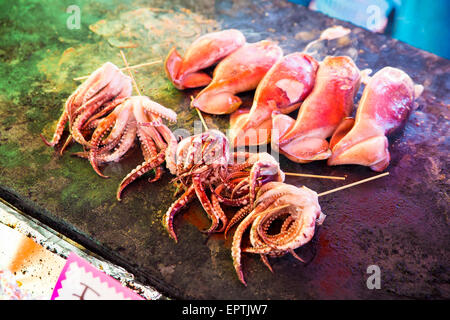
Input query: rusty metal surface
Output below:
<box><xmin>0</xmin><ymin>0</ymin><xmax>448</xmax><ymax>299</ymax></box>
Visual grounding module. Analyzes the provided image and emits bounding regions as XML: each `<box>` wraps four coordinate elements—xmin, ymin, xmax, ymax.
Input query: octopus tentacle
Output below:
<box><xmin>214</xmin><ymin>191</ymin><xmax>249</xmax><ymax>207</ymax></box>
<box><xmin>40</xmin><ymin>110</ymin><xmax>69</xmax><ymax>147</ymax></box>
<box><xmin>163</xmin><ymin>184</ymin><xmax>196</xmax><ymax>242</ymax></box>
<box><xmin>83</xmin><ymin>97</ymin><xmax>128</xmax><ymax>132</ymax></box>
<box><xmin>90</xmin><ymin>123</ymin><xmax>137</xmax><ymax>164</ymax></box>
<box><xmin>259</xmin><ymin>255</ymin><xmax>273</xmax><ymax>273</ymax></box>
<box><xmin>59</xmin><ymin>134</ymin><xmax>73</xmax><ymax>155</ymax></box>
<box><xmin>88</xmin><ymin>110</ymin><xmax>121</xmax><ymax>177</ymax></box>
<box><xmin>154</xmin><ymin>122</ymin><xmax>178</xmax><ymax>175</ymax></box>
<box><xmin>71</xmin><ymin>74</ymin><xmax>125</xmax><ymax>146</ymax></box>
<box><xmin>137</xmin><ymin>125</ymin><xmax>163</xmax><ymax>183</ymax></box>
<box><xmin>142</xmin><ymin>98</ymin><xmax>177</xmax><ymax>123</ymax></box>
<box><xmin>192</xmin><ymin>175</ymin><xmax>220</xmax><ymax>234</ymax></box>
<box><xmin>211</xmin><ymin>192</ymin><xmax>228</xmax><ymax>233</ymax></box>
<box><xmin>116</xmin><ymin>151</ymin><xmax>165</xmax><ymax>201</ymax></box>
<box><xmin>224</xmin><ymin>203</ymin><xmax>251</xmax><ymax>238</ymax></box>
<box><xmin>231</xmin><ymin>208</ymin><xmax>264</xmax><ymax>286</ymax></box>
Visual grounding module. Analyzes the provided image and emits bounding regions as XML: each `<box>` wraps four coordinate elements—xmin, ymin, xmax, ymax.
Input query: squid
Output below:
<box><xmin>191</xmin><ymin>40</ymin><xmax>283</xmax><ymax>115</ymax></box>
<box><xmin>229</xmin><ymin>52</ymin><xmax>319</xmax><ymax>146</ymax></box>
<box><xmin>327</xmin><ymin>67</ymin><xmax>419</xmax><ymax>171</ymax></box>
<box><xmin>231</xmin><ymin>181</ymin><xmax>325</xmax><ymax>285</ymax></box>
<box><xmin>271</xmin><ymin>56</ymin><xmax>361</xmax><ymax>163</ymax></box>
<box><xmin>164</xmin><ymin>29</ymin><xmax>246</xmax><ymax>90</ymax></box>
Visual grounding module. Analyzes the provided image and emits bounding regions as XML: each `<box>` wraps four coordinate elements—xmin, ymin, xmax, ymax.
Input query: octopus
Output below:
<box><xmin>74</xmin><ymin>95</ymin><xmax>178</xmax><ymax>201</ymax></box>
<box><xmin>231</xmin><ymin>181</ymin><xmax>325</xmax><ymax>286</ymax></box>
<box><xmin>163</xmin><ymin>129</ymin><xmax>285</xmax><ymax>242</ymax></box>
<box><xmin>40</xmin><ymin>62</ymin><xmax>132</xmax><ymax>152</ymax></box>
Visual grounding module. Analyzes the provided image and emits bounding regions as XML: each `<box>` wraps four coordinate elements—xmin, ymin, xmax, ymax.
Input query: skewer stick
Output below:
<box><xmin>73</xmin><ymin>59</ymin><xmax>162</xmax><ymax>81</ymax></box>
<box><xmin>191</xmin><ymin>95</ymin><xmax>209</xmax><ymax>131</ymax></box>
<box><xmin>318</xmin><ymin>172</ymin><xmax>389</xmax><ymax>197</ymax></box>
<box><xmin>120</xmin><ymin>50</ymin><xmax>141</xmax><ymax>96</ymax></box>
<box><xmin>285</xmin><ymin>172</ymin><xmax>346</xmax><ymax>180</ymax></box>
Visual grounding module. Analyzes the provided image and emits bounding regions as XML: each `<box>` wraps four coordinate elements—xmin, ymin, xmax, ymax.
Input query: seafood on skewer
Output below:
<box><xmin>163</xmin><ymin>129</ymin><xmax>284</xmax><ymax>242</ymax></box>
<box><xmin>231</xmin><ymin>181</ymin><xmax>325</xmax><ymax>286</ymax></box>
<box><xmin>229</xmin><ymin>52</ymin><xmax>319</xmax><ymax>146</ymax></box>
<box><xmin>73</xmin><ymin>96</ymin><xmax>178</xmax><ymax>200</ymax></box>
<box><xmin>191</xmin><ymin>40</ymin><xmax>283</xmax><ymax>115</ymax></box>
<box><xmin>327</xmin><ymin>67</ymin><xmax>419</xmax><ymax>171</ymax></box>
<box><xmin>41</xmin><ymin>62</ymin><xmax>132</xmax><ymax>151</ymax></box>
<box><xmin>165</xmin><ymin>29</ymin><xmax>246</xmax><ymax>90</ymax></box>
<box><xmin>164</xmin><ymin>130</ymin><xmax>231</xmax><ymax>241</ymax></box>
<box><xmin>271</xmin><ymin>56</ymin><xmax>361</xmax><ymax>163</ymax></box>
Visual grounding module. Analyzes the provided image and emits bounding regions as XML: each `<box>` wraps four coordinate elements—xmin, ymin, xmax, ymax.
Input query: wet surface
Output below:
<box><xmin>0</xmin><ymin>0</ymin><xmax>449</xmax><ymax>299</ymax></box>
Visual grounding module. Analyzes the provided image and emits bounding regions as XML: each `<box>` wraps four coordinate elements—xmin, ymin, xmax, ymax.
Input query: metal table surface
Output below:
<box><xmin>0</xmin><ymin>0</ymin><xmax>448</xmax><ymax>299</ymax></box>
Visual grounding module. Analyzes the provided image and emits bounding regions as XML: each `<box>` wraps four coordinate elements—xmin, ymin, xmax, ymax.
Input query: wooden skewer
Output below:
<box><xmin>120</xmin><ymin>50</ymin><xmax>141</xmax><ymax>96</ymax></box>
<box><xmin>318</xmin><ymin>172</ymin><xmax>389</xmax><ymax>197</ymax></box>
<box><xmin>191</xmin><ymin>95</ymin><xmax>209</xmax><ymax>131</ymax></box>
<box><xmin>285</xmin><ymin>172</ymin><xmax>346</xmax><ymax>180</ymax></box>
<box><xmin>73</xmin><ymin>59</ymin><xmax>162</xmax><ymax>81</ymax></box>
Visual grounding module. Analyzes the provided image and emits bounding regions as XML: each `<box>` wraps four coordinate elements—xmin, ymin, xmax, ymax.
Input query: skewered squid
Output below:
<box><xmin>231</xmin><ymin>181</ymin><xmax>325</xmax><ymax>286</ymax></box>
<box><xmin>327</xmin><ymin>66</ymin><xmax>420</xmax><ymax>171</ymax></box>
<box><xmin>271</xmin><ymin>55</ymin><xmax>361</xmax><ymax>163</ymax></box>
<box><xmin>74</xmin><ymin>96</ymin><xmax>178</xmax><ymax>200</ymax></box>
<box><xmin>230</xmin><ymin>52</ymin><xmax>319</xmax><ymax>146</ymax></box>
<box><xmin>41</xmin><ymin>62</ymin><xmax>132</xmax><ymax>151</ymax></box>
<box><xmin>191</xmin><ymin>40</ymin><xmax>283</xmax><ymax>115</ymax></box>
<box><xmin>165</xmin><ymin>29</ymin><xmax>246</xmax><ymax>90</ymax></box>
<box><xmin>163</xmin><ymin>129</ymin><xmax>284</xmax><ymax>242</ymax></box>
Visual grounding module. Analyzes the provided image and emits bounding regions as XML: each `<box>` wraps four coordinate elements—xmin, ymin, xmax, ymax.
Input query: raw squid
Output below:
<box><xmin>191</xmin><ymin>40</ymin><xmax>283</xmax><ymax>115</ymax></box>
<box><xmin>229</xmin><ymin>52</ymin><xmax>319</xmax><ymax>146</ymax></box>
<box><xmin>327</xmin><ymin>66</ymin><xmax>418</xmax><ymax>171</ymax></box>
<box><xmin>272</xmin><ymin>56</ymin><xmax>361</xmax><ymax>163</ymax></box>
<box><xmin>164</xmin><ymin>29</ymin><xmax>246</xmax><ymax>90</ymax></box>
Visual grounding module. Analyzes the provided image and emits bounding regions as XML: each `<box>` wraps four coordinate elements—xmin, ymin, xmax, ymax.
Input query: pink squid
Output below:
<box><xmin>271</xmin><ymin>56</ymin><xmax>361</xmax><ymax>163</ymax></box>
<box><xmin>327</xmin><ymin>67</ymin><xmax>418</xmax><ymax>171</ymax></box>
<box><xmin>164</xmin><ymin>29</ymin><xmax>246</xmax><ymax>90</ymax></box>
<box><xmin>191</xmin><ymin>40</ymin><xmax>283</xmax><ymax>115</ymax></box>
<box><xmin>229</xmin><ymin>52</ymin><xmax>319</xmax><ymax>146</ymax></box>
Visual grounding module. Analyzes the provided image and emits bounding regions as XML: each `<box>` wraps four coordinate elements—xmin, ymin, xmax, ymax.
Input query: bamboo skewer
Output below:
<box><xmin>285</xmin><ymin>172</ymin><xmax>346</xmax><ymax>180</ymax></box>
<box><xmin>73</xmin><ymin>59</ymin><xmax>162</xmax><ymax>81</ymax></box>
<box><xmin>119</xmin><ymin>50</ymin><xmax>142</xmax><ymax>96</ymax></box>
<box><xmin>191</xmin><ymin>95</ymin><xmax>209</xmax><ymax>131</ymax></box>
<box><xmin>318</xmin><ymin>172</ymin><xmax>389</xmax><ymax>197</ymax></box>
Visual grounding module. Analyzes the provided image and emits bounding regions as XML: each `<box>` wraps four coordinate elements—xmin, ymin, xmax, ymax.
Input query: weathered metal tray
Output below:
<box><xmin>0</xmin><ymin>0</ymin><xmax>448</xmax><ymax>299</ymax></box>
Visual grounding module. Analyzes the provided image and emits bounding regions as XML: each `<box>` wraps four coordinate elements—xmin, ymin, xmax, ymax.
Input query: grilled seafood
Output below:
<box><xmin>163</xmin><ymin>129</ymin><xmax>284</xmax><ymax>242</ymax></box>
<box><xmin>73</xmin><ymin>96</ymin><xmax>178</xmax><ymax>200</ymax></box>
<box><xmin>165</xmin><ymin>29</ymin><xmax>246</xmax><ymax>90</ymax></box>
<box><xmin>327</xmin><ymin>67</ymin><xmax>418</xmax><ymax>171</ymax></box>
<box><xmin>230</xmin><ymin>52</ymin><xmax>319</xmax><ymax>146</ymax></box>
<box><xmin>191</xmin><ymin>40</ymin><xmax>283</xmax><ymax>114</ymax></box>
<box><xmin>163</xmin><ymin>130</ymin><xmax>231</xmax><ymax>241</ymax></box>
<box><xmin>41</xmin><ymin>62</ymin><xmax>132</xmax><ymax>151</ymax></box>
<box><xmin>231</xmin><ymin>181</ymin><xmax>325</xmax><ymax>285</ymax></box>
<box><xmin>271</xmin><ymin>56</ymin><xmax>361</xmax><ymax>163</ymax></box>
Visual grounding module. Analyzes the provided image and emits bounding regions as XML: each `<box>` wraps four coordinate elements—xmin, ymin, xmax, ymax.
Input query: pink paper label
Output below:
<box><xmin>51</xmin><ymin>252</ymin><xmax>144</xmax><ymax>300</ymax></box>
